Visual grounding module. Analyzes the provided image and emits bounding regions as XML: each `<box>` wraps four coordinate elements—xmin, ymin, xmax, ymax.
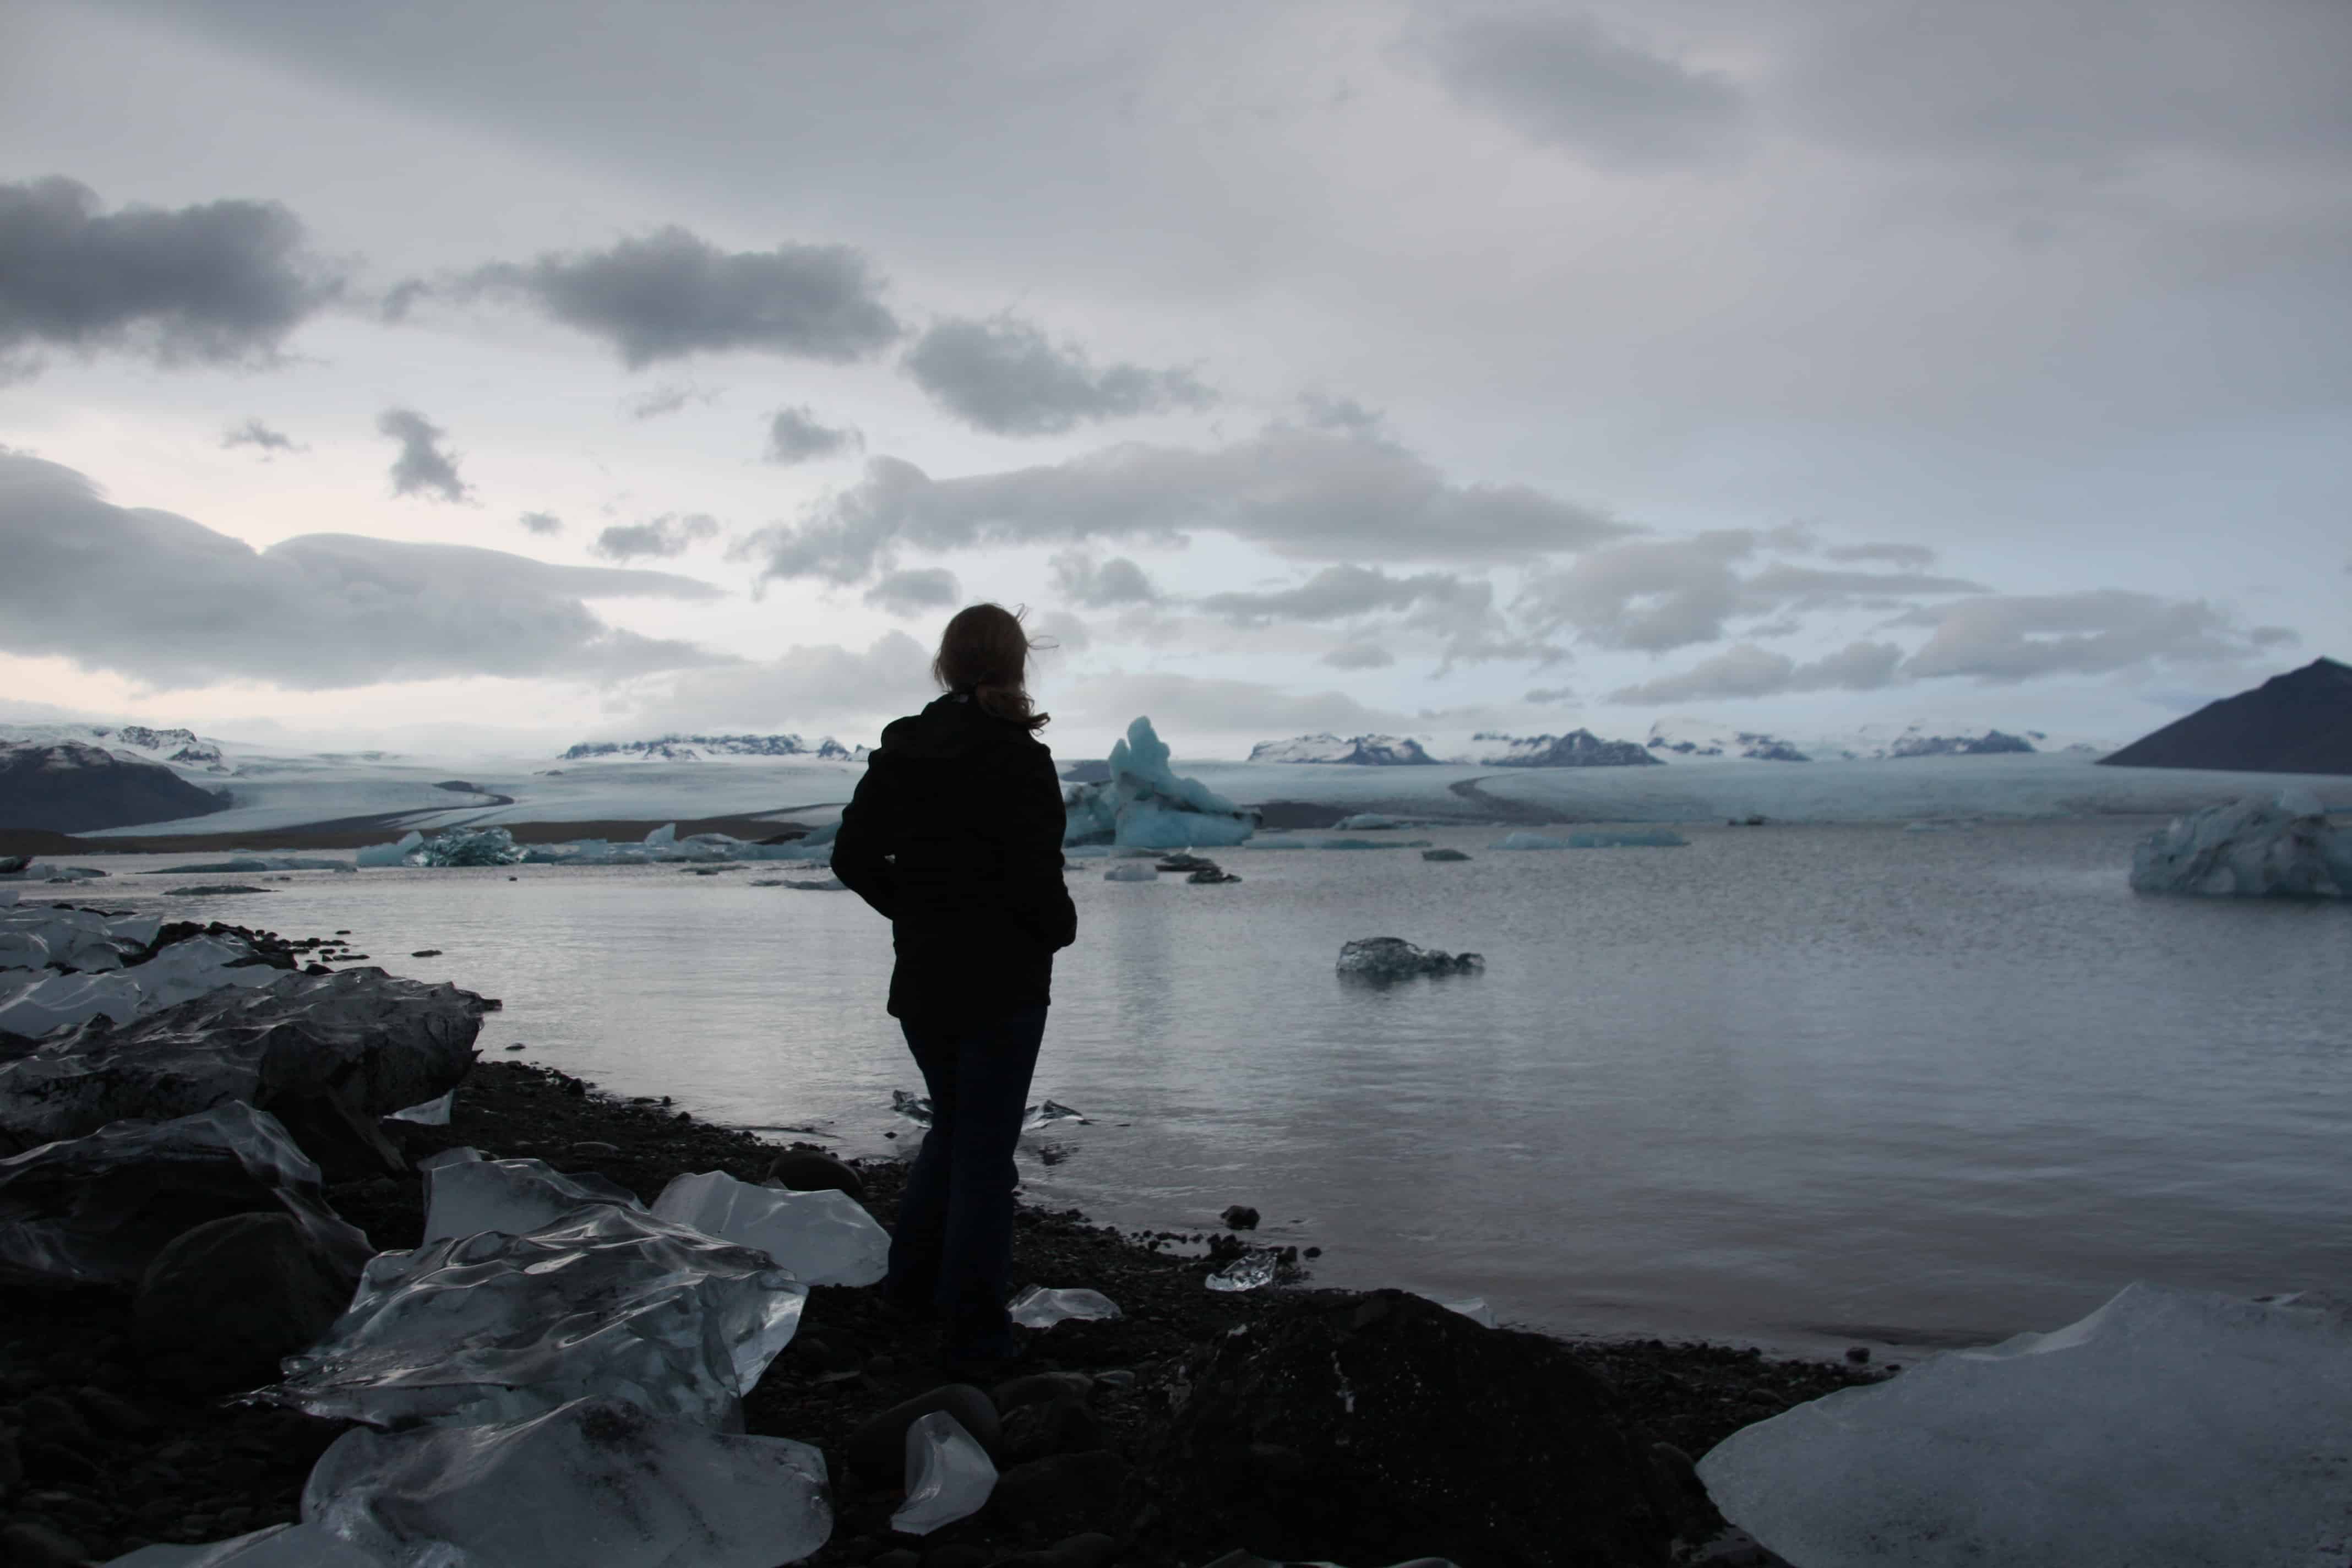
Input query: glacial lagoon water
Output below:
<box><xmin>65</xmin><ymin>818</ymin><xmax>2352</xmax><ymax>1357</ymax></box>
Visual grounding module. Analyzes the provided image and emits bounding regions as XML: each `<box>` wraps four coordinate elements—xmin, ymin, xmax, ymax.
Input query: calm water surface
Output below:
<box><xmin>81</xmin><ymin>819</ymin><xmax>2352</xmax><ymax>1356</ymax></box>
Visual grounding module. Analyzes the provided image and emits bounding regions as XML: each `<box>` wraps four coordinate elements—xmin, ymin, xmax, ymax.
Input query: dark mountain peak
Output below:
<box><xmin>2101</xmin><ymin>658</ymin><xmax>2352</xmax><ymax>775</ymax></box>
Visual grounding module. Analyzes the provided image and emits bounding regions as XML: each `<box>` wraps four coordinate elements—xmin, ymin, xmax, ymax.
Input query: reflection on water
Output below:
<box><xmin>80</xmin><ymin>819</ymin><xmax>2352</xmax><ymax>1354</ymax></box>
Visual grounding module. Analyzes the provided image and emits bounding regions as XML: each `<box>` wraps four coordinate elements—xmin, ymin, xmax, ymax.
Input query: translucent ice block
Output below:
<box><xmin>1008</xmin><ymin>1286</ymin><xmax>1123</xmax><ymax>1327</ymax></box>
<box><xmin>891</xmin><ymin>1409</ymin><xmax>996</xmax><ymax>1536</ymax></box>
<box><xmin>651</xmin><ymin>1170</ymin><xmax>889</xmax><ymax>1287</ymax></box>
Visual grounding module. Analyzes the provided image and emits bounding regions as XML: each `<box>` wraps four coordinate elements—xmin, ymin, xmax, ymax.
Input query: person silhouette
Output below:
<box><xmin>833</xmin><ymin>603</ymin><xmax>1079</xmax><ymax>1375</ymax></box>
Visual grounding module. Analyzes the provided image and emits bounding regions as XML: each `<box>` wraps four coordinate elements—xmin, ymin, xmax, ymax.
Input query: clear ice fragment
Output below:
<box><xmin>422</xmin><ymin>1155</ymin><xmax>645</xmax><ymax>1244</ymax></box>
<box><xmin>1008</xmin><ymin>1286</ymin><xmax>1123</xmax><ymax>1327</ymax></box>
<box><xmin>1695</xmin><ymin>1282</ymin><xmax>2352</xmax><ymax>1568</ymax></box>
<box><xmin>263</xmin><ymin>1203</ymin><xmax>806</xmax><ymax>1429</ymax></box>
<box><xmin>384</xmin><ymin>1090</ymin><xmax>453</xmax><ymax>1125</ymax></box>
<box><xmin>651</xmin><ymin>1170</ymin><xmax>889</xmax><ymax>1287</ymax></box>
<box><xmin>303</xmin><ymin>1396</ymin><xmax>831</xmax><ymax>1567</ymax></box>
<box><xmin>101</xmin><ymin>1521</ymin><xmax>384</xmax><ymax>1566</ymax></box>
<box><xmin>890</xmin><ymin>1409</ymin><xmax>996</xmax><ymax>1536</ymax></box>
<box><xmin>1205</xmin><ymin>1250</ymin><xmax>1280</xmax><ymax>1293</ymax></box>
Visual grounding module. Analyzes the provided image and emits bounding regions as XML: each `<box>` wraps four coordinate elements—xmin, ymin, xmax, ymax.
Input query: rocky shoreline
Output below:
<box><xmin>0</xmin><ymin>910</ymin><xmax>1890</xmax><ymax>1567</ymax></box>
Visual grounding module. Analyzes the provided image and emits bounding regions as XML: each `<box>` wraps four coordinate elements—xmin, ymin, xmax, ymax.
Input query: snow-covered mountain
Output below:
<box><xmin>1804</xmin><ymin>722</ymin><xmax>2106</xmax><ymax>761</ymax></box>
<box><xmin>0</xmin><ymin>723</ymin><xmax>233</xmax><ymax>772</ymax></box>
<box><xmin>559</xmin><ymin>733</ymin><xmax>867</xmax><ymax>764</ymax></box>
<box><xmin>1460</xmin><ymin>730</ymin><xmax>1662</xmax><ymax>768</ymax></box>
<box><xmin>0</xmin><ymin>738</ymin><xmax>234</xmax><ymax>832</ymax></box>
<box><xmin>1247</xmin><ymin>733</ymin><xmax>1439</xmax><ymax>765</ymax></box>
<box><xmin>1645</xmin><ymin>718</ymin><xmax>1811</xmax><ymax>763</ymax></box>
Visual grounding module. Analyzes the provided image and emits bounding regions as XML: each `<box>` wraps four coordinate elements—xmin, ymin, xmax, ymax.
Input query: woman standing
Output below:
<box><xmin>832</xmin><ymin>603</ymin><xmax>1079</xmax><ymax>1375</ymax></box>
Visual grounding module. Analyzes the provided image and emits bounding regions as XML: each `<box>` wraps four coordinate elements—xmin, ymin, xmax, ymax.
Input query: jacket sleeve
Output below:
<box><xmin>831</xmin><ymin>759</ymin><xmax>900</xmax><ymax>922</ymax></box>
<box><xmin>1010</xmin><ymin>748</ymin><xmax>1079</xmax><ymax>951</ymax></box>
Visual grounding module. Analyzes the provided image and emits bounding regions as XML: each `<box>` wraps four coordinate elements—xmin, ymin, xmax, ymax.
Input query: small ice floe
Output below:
<box><xmin>891</xmin><ymin>1089</ymin><xmax>933</xmax><ymax>1126</ymax></box>
<box><xmin>1206</xmin><ymin>1250</ymin><xmax>1281</xmax><ymax>1293</ymax></box>
<box><xmin>1023</xmin><ymin>1098</ymin><xmax>1087</xmax><ymax>1130</ymax></box>
<box><xmin>2129</xmin><ymin>790</ymin><xmax>2349</xmax><ymax>897</ymax></box>
<box><xmin>1008</xmin><ymin>1285</ymin><xmax>1123</xmax><ymax>1327</ymax></box>
<box><xmin>1335</xmin><ymin>937</ymin><xmax>1484</xmax><ymax>982</ymax></box>
<box><xmin>892</xmin><ymin>1409</ymin><xmax>997</xmax><ymax>1536</ymax></box>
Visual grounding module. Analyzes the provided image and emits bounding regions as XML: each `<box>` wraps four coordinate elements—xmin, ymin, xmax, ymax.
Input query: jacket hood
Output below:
<box><xmin>876</xmin><ymin>693</ymin><xmax>1040</xmax><ymax>761</ymax></box>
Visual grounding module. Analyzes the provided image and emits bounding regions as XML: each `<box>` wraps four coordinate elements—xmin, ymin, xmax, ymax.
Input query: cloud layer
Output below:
<box><xmin>592</xmin><ymin>512</ymin><xmax>720</xmax><ymax>562</ymax></box>
<box><xmin>903</xmin><ymin>315</ymin><xmax>1215</xmax><ymax>435</ymax></box>
<box><xmin>0</xmin><ymin>452</ymin><xmax>723</xmax><ymax>689</ymax></box>
<box><xmin>377</xmin><ymin>409</ymin><xmax>471</xmax><ymax>503</ymax></box>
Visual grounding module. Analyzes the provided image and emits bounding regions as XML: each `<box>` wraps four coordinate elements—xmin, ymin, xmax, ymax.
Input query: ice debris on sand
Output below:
<box><xmin>0</xmin><ymin>967</ymin><xmax>484</xmax><ymax>1153</ymax></box>
<box><xmin>261</xmin><ymin>1204</ymin><xmax>807</xmax><ymax>1429</ymax></box>
<box><xmin>0</xmin><ymin>1101</ymin><xmax>371</xmax><ymax>1287</ymax></box>
<box><xmin>1065</xmin><ymin>716</ymin><xmax>1258</xmax><ymax>850</ymax></box>
<box><xmin>298</xmin><ymin>1396</ymin><xmax>831</xmax><ymax>1568</ymax></box>
<box><xmin>2128</xmin><ymin>790</ymin><xmax>2349</xmax><ymax>897</ymax></box>
<box><xmin>421</xmin><ymin>1153</ymin><xmax>645</xmax><ymax>1243</ymax></box>
<box><xmin>1336</xmin><ymin>937</ymin><xmax>1484</xmax><ymax>982</ymax></box>
<box><xmin>1206</xmin><ymin>1250</ymin><xmax>1282</xmax><ymax>1293</ymax></box>
<box><xmin>1008</xmin><ymin>1285</ymin><xmax>1124</xmax><ymax>1327</ymax></box>
<box><xmin>1696</xmin><ymin>1281</ymin><xmax>2352</xmax><ymax>1568</ymax></box>
<box><xmin>891</xmin><ymin>1409</ymin><xmax>997</xmax><ymax>1536</ymax></box>
<box><xmin>651</xmin><ymin>1170</ymin><xmax>890</xmax><ymax>1287</ymax></box>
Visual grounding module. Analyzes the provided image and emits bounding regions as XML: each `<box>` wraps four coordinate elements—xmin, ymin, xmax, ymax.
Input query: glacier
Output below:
<box><xmin>1696</xmin><ymin>1282</ymin><xmax>2352</xmax><ymax>1568</ymax></box>
<box><xmin>2128</xmin><ymin>790</ymin><xmax>2350</xmax><ymax>897</ymax></box>
<box><xmin>1065</xmin><ymin>717</ymin><xmax>1260</xmax><ymax>849</ymax></box>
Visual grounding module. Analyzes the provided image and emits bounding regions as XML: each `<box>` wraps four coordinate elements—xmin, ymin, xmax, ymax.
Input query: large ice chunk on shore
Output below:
<box><xmin>423</xmin><ymin>1155</ymin><xmax>644</xmax><ymax>1243</ymax></box>
<box><xmin>263</xmin><ymin>1203</ymin><xmax>805</xmax><ymax>1429</ymax></box>
<box><xmin>1065</xmin><ymin>716</ymin><xmax>1257</xmax><ymax>850</ymax></box>
<box><xmin>2129</xmin><ymin>791</ymin><xmax>2350</xmax><ymax>897</ymax></box>
<box><xmin>892</xmin><ymin>1410</ymin><xmax>995</xmax><ymax>1536</ymax></box>
<box><xmin>0</xmin><ymin>967</ymin><xmax>484</xmax><ymax>1153</ymax></box>
<box><xmin>1696</xmin><ymin>1282</ymin><xmax>2352</xmax><ymax>1568</ymax></box>
<box><xmin>0</xmin><ymin>1101</ymin><xmax>371</xmax><ymax>1287</ymax></box>
<box><xmin>102</xmin><ymin>1522</ymin><xmax>384</xmax><ymax>1566</ymax></box>
<box><xmin>652</xmin><ymin>1170</ymin><xmax>889</xmax><ymax>1287</ymax></box>
<box><xmin>303</xmin><ymin>1397</ymin><xmax>831</xmax><ymax>1568</ymax></box>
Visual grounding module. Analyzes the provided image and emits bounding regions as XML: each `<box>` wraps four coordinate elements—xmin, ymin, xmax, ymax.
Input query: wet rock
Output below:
<box><xmin>990</xmin><ymin>1371</ymin><xmax>1095</xmax><ymax>1414</ymax></box>
<box><xmin>0</xmin><ymin>1520</ymin><xmax>88</xmax><ymax>1567</ymax></box>
<box><xmin>987</xmin><ymin>1531</ymin><xmax>1121</xmax><ymax>1568</ymax></box>
<box><xmin>989</xmin><ymin>1450</ymin><xmax>1129</xmax><ymax>1534</ymax></box>
<box><xmin>1130</xmin><ymin>1289</ymin><xmax>1696</xmax><ymax>1566</ymax></box>
<box><xmin>848</xmin><ymin>1384</ymin><xmax>1001</xmax><ymax>1482</ymax></box>
<box><xmin>1186</xmin><ymin>867</ymin><xmax>1241</xmax><ymax>884</ymax></box>
<box><xmin>1000</xmin><ymin>1397</ymin><xmax>1102</xmax><ymax>1466</ymax></box>
<box><xmin>1334</xmin><ymin>937</ymin><xmax>1484</xmax><ymax>982</ymax></box>
<box><xmin>135</xmin><ymin>1211</ymin><xmax>365</xmax><ymax>1395</ymax></box>
<box><xmin>764</xmin><ymin>1148</ymin><xmax>866</xmax><ymax>1202</ymax></box>
<box><xmin>921</xmin><ymin>1546</ymin><xmax>990</xmax><ymax>1568</ymax></box>
<box><xmin>571</xmin><ymin>1141</ymin><xmax>621</xmax><ymax>1158</ymax></box>
<box><xmin>1219</xmin><ymin>1205</ymin><xmax>1260</xmax><ymax>1231</ymax></box>
<box><xmin>1420</xmin><ymin>848</ymin><xmax>1471</xmax><ymax>862</ymax></box>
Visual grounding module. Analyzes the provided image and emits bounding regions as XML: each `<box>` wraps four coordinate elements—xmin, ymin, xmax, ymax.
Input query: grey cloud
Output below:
<box><xmin>627</xmin><ymin>631</ymin><xmax>930</xmax><ymax>731</ymax></box>
<box><xmin>1034</xmin><ymin>609</ymin><xmax>1093</xmax><ymax>654</ymax></box>
<box><xmin>518</xmin><ymin>510</ymin><xmax>563</xmax><ymax>536</ymax></box>
<box><xmin>1197</xmin><ymin>564</ymin><xmax>1480</xmax><ymax>625</ymax></box>
<box><xmin>221</xmin><ymin>418</ymin><xmax>303</xmax><ymax>458</ymax></box>
<box><xmin>1609</xmin><ymin>640</ymin><xmax>1903</xmax><ymax>704</ymax></box>
<box><xmin>1897</xmin><ymin>592</ymin><xmax>2290</xmax><ymax>682</ymax></box>
<box><xmin>1050</xmin><ymin>552</ymin><xmax>1161</xmax><ymax>608</ymax></box>
<box><xmin>1324</xmin><ymin>644</ymin><xmax>1396</xmax><ymax>669</ymax></box>
<box><xmin>862</xmin><ymin>567</ymin><xmax>961</xmax><ymax>617</ymax></box>
<box><xmin>1825</xmin><ymin>542</ymin><xmax>1939</xmax><ymax>570</ymax></box>
<box><xmin>903</xmin><ymin>315</ymin><xmax>1215</xmax><ymax>436</ymax></box>
<box><xmin>1524</xmin><ymin>685</ymin><xmax>1577</xmax><ymax>703</ymax></box>
<box><xmin>742</xmin><ymin>426</ymin><xmax>1637</xmax><ymax>585</ymax></box>
<box><xmin>629</xmin><ymin>383</ymin><xmax>720</xmax><ymax>421</ymax></box>
<box><xmin>765</xmin><ymin>406</ymin><xmax>863</xmax><ymax>465</ymax></box>
<box><xmin>1297</xmin><ymin>391</ymin><xmax>1384</xmax><ymax>432</ymax></box>
<box><xmin>1415</xmin><ymin>9</ymin><xmax>1747</xmax><ymax>167</ymax></box>
<box><xmin>592</xmin><ymin>512</ymin><xmax>720</xmax><ymax>562</ymax></box>
<box><xmin>1066</xmin><ymin>671</ymin><xmax>1416</xmax><ymax>740</ymax></box>
<box><xmin>459</xmin><ymin>225</ymin><xmax>900</xmax><ymax>368</ymax></box>
<box><xmin>0</xmin><ymin>450</ymin><xmax>725</xmax><ymax>690</ymax></box>
<box><xmin>1520</xmin><ymin>533</ymin><xmax>1983</xmax><ymax>652</ymax></box>
<box><xmin>0</xmin><ymin>176</ymin><xmax>341</xmax><ymax>372</ymax></box>
<box><xmin>377</xmin><ymin>408</ymin><xmax>471</xmax><ymax>503</ymax></box>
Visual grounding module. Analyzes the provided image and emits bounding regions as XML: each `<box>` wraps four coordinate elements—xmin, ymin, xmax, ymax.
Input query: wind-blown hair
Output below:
<box><xmin>932</xmin><ymin>602</ymin><xmax>1049</xmax><ymax>732</ymax></box>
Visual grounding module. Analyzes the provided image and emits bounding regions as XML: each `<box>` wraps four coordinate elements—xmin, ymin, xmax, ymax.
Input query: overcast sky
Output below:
<box><xmin>2</xmin><ymin>0</ymin><xmax>2344</xmax><ymax>759</ymax></box>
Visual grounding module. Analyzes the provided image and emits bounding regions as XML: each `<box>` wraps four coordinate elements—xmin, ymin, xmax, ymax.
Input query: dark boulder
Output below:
<box><xmin>134</xmin><ymin>1211</ymin><xmax>364</xmax><ymax>1395</ymax></box>
<box><xmin>1000</xmin><ymin>1396</ymin><xmax>1102</xmax><ymax>1466</ymax></box>
<box><xmin>765</xmin><ymin>1148</ymin><xmax>866</xmax><ymax>1202</ymax></box>
<box><xmin>990</xmin><ymin>1450</ymin><xmax>1129</xmax><ymax>1535</ymax></box>
<box><xmin>0</xmin><ymin>741</ymin><xmax>232</xmax><ymax>834</ymax></box>
<box><xmin>1128</xmin><ymin>1289</ymin><xmax>1702</xmax><ymax>1567</ymax></box>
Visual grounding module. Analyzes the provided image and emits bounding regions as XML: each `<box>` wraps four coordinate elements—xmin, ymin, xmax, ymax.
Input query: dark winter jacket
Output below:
<box><xmin>832</xmin><ymin>692</ymin><xmax>1079</xmax><ymax>1022</ymax></box>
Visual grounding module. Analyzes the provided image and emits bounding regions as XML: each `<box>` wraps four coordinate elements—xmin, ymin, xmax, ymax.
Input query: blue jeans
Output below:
<box><xmin>885</xmin><ymin>1004</ymin><xmax>1047</xmax><ymax>1359</ymax></box>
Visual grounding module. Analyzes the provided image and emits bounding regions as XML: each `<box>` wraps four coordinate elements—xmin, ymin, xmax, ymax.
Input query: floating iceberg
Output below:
<box><xmin>303</xmin><ymin>1397</ymin><xmax>831</xmax><ymax>1568</ymax></box>
<box><xmin>0</xmin><ymin>1101</ymin><xmax>371</xmax><ymax>1287</ymax></box>
<box><xmin>422</xmin><ymin>1154</ymin><xmax>645</xmax><ymax>1244</ymax></box>
<box><xmin>1489</xmin><ymin>831</ymin><xmax>1571</xmax><ymax>850</ymax></box>
<box><xmin>1023</xmin><ymin>1098</ymin><xmax>1087</xmax><ymax>1130</ymax></box>
<box><xmin>892</xmin><ymin>1410</ymin><xmax>996</xmax><ymax>1536</ymax></box>
<box><xmin>1008</xmin><ymin>1285</ymin><xmax>1123</xmax><ymax>1327</ymax></box>
<box><xmin>354</xmin><ymin>832</ymin><xmax>423</xmax><ymax>868</ymax></box>
<box><xmin>650</xmin><ymin>1170</ymin><xmax>889</xmax><ymax>1287</ymax></box>
<box><xmin>0</xmin><ymin>967</ymin><xmax>484</xmax><ymax>1154</ymax></box>
<box><xmin>1696</xmin><ymin>1282</ymin><xmax>2352</xmax><ymax>1568</ymax></box>
<box><xmin>1065</xmin><ymin>716</ymin><xmax>1259</xmax><ymax>850</ymax></box>
<box><xmin>264</xmin><ymin>1204</ymin><xmax>807</xmax><ymax>1429</ymax></box>
<box><xmin>891</xmin><ymin>1088</ymin><xmax>933</xmax><ymax>1126</ymax></box>
<box><xmin>1205</xmin><ymin>1250</ymin><xmax>1281</xmax><ymax>1293</ymax></box>
<box><xmin>1336</xmin><ymin>937</ymin><xmax>1485</xmax><ymax>981</ymax></box>
<box><xmin>417</xmin><ymin>826</ymin><xmax>526</xmax><ymax>868</ymax></box>
<box><xmin>2128</xmin><ymin>791</ymin><xmax>2350</xmax><ymax>897</ymax></box>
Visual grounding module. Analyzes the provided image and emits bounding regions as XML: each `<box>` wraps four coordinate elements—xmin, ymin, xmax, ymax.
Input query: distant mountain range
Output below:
<box><xmin>0</xmin><ymin>738</ymin><xmax>232</xmax><ymax>833</ymax></box>
<box><xmin>2101</xmin><ymin>658</ymin><xmax>2351</xmax><ymax>775</ymax></box>
<box><xmin>1248</xmin><ymin>718</ymin><xmax>2113</xmax><ymax>767</ymax></box>
<box><xmin>1246</xmin><ymin>733</ymin><xmax>1439</xmax><ymax>765</ymax></box>
<box><xmin>559</xmin><ymin>733</ymin><xmax>867</xmax><ymax>764</ymax></box>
